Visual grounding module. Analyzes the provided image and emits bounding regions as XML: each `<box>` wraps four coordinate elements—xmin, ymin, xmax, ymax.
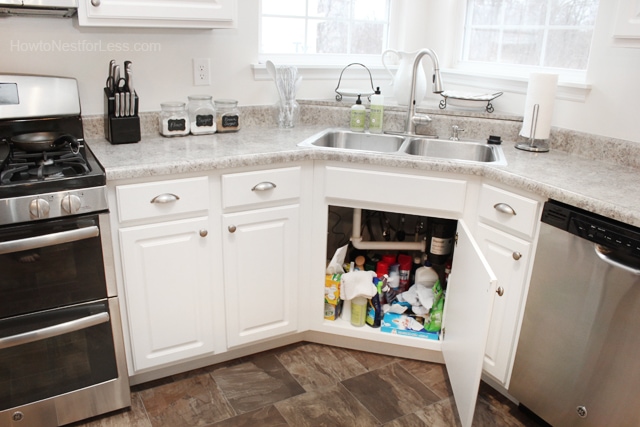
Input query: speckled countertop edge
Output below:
<box><xmin>84</xmin><ymin>102</ymin><xmax>640</xmax><ymax>228</ymax></box>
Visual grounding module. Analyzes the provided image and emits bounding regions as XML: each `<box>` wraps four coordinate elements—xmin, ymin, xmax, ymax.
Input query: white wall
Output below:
<box><xmin>1</xmin><ymin>0</ymin><xmax>639</xmax><ymax>143</ymax></box>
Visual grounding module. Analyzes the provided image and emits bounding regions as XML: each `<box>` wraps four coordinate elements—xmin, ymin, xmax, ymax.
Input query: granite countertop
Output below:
<box><xmin>86</xmin><ymin>122</ymin><xmax>640</xmax><ymax>228</ymax></box>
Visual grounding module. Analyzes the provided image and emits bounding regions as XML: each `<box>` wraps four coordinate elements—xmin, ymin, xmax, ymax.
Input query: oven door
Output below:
<box><xmin>0</xmin><ymin>214</ymin><xmax>108</xmax><ymax>318</ymax></box>
<box><xmin>0</xmin><ymin>298</ymin><xmax>130</xmax><ymax>426</ymax></box>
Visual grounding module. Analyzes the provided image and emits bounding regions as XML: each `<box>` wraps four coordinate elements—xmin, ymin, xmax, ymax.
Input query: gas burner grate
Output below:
<box><xmin>1</xmin><ymin>146</ymin><xmax>91</xmax><ymax>185</ymax></box>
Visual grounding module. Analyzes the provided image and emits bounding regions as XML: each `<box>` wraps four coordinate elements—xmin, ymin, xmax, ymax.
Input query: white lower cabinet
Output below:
<box><xmin>119</xmin><ymin>217</ymin><xmax>216</xmax><ymax>371</ymax></box>
<box><xmin>476</xmin><ymin>223</ymin><xmax>531</xmax><ymax>385</ymax></box>
<box><xmin>476</xmin><ymin>184</ymin><xmax>542</xmax><ymax>388</ymax></box>
<box><xmin>222</xmin><ymin>205</ymin><xmax>300</xmax><ymax>347</ymax></box>
<box><xmin>310</xmin><ymin>163</ymin><xmax>500</xmax><ymax>427</ymax></box>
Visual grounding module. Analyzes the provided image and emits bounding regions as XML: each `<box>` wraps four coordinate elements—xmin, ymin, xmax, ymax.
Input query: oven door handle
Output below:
<box><xmin>0</xmin><ymin>311</ymin><xmax>110</xmax><ymax>350</ymax></box>
<box><xmin>0</xmin><ymin>225</ymin><xmax>99</xmax><ymax>255</ymax></box>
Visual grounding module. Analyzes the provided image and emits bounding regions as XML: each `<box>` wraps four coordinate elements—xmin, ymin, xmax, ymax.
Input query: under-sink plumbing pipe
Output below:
<box><xmin>350</xmin><ymin>208</ymin><xmax>426</xmax><ymax>252</ymax></box>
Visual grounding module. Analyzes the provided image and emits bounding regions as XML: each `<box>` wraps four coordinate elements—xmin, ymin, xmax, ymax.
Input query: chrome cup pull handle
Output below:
<box><xmin>251</xmin><ymin>182</ymin><xmax>276</xmax><ymax>192</ymax></box>
<box><xmin>150</xmin><ymin>193</ymin><xmax>180</xmax><ymax>204</ymax></box>
<box><xmin>494</xmin><ymin>203</ymin><xmax>516</xmax><ymax>216</ymax></box>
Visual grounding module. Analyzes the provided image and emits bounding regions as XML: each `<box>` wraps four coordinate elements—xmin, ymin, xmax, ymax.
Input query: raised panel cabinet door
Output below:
<box><xmin>78</xmin><ymin>0</ymin><xmax>237</xmax><ymax>28</ymax></box>
<box><xmin>119</xmin><ymin>217</ymin><xmax>215</xmax><ymax>371</ymax></box>
<box><xmin>441</xmin><ymin>220</ymin><xmax>497</xmax><ymax>427</ymax></box>
<box><xmin>476</xmin><ymin>223</ymin><xmax>531</xmax><ymax>386</ymax></box>
<box><xmin>222</xmin><ymin>205</ymin><xmax>299</xmax><ymax>348</ymax></box>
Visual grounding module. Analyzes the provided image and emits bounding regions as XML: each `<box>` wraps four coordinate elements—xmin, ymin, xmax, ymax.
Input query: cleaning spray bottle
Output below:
<box><xmin>350</xmin><ymin>94</ymin><xmax>366</xmax><ymax>132</ymax></box>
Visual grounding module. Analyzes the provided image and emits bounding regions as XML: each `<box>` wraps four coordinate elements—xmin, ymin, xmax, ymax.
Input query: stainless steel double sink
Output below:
<box><xmin>297</xmin><ymin>128</ymin><xmax>507</xmax><ymax>165</ymax></box>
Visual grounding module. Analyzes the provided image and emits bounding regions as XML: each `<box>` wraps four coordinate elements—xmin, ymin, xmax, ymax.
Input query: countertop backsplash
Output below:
<box><xmin>82</xmin><ymin>100</ymin><xmax>640</xmax><ymax>170</ymax></box>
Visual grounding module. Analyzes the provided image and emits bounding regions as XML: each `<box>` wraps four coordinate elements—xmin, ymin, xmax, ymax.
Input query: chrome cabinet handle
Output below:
<box><xmin>512</xmin><ymin>251</ymin><xmax>522</xmax><ymax>260</ymax></box>
<box><xmin>0</xmin><ymin>312</ymin><xmax>109</xmax><ymax>350</ymax></box>
<box><xmin>251</xmin><ymin>182</ymin><xmax>277</xmax><ymax>192</ymax></box>
<box><xmin>91</xmin><ymin>0</ymin><xmax>101</xmax><ymax>6</ymax></box>
<box><xmin>0</xmin><ymin>226</ymin><xmax>99</xmax><ymax>255</ymax></box>
<box><xmin>228</xmin><ymin>225</ymin><xmax>237</xmax><ymax>233</ymax></box>
<box><xmin>150</xmin><ymin>193</ymin><xmax>180</xmax><ymax>204</ymax></box>
<box><xmin>494</xmin><ymin>203</ymin><xmax>516</xmax><ymax>216</ymax></box>
<box><xmin>199</xmin><ymin>229</ymin><xmax>208</xmax><ymax>237</ymax></box>
<box><xmin>496</xmin><ymin>286</ymin><xmax>505</xmax><ymax>297</ymax></box>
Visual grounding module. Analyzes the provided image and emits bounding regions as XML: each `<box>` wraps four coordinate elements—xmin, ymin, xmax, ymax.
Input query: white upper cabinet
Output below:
<box><xmin>77</xmin><ymin>0</ymin><xmax>237</xmax><ymax>28</ymax></box>
<box><xmin>613</xmin><ymin>0</ymin><xmax>640</xmax><ymax>45</ymax></box>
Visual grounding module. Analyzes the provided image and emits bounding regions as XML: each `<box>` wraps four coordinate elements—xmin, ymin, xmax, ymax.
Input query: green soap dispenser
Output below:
<box><xmin>350</xmin><ymin>94</ymin><xmax>366</xmax><ymax>132</ymax></box>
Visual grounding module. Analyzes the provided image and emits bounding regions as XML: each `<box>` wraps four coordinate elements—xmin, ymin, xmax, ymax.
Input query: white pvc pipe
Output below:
<box><xmin>350</xmin><ymin>208</ymin><xmax>426</xmax><ymax>252</ymax></box>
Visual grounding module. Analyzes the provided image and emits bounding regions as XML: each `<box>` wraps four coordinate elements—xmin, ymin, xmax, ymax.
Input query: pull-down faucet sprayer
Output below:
<box><xmin>404</xmin><ymin>49</ymin><xmax>443</xmax><ymax>135</ymax></box>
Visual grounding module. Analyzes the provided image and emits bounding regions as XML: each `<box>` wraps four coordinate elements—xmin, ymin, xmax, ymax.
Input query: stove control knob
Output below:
<box><xmin>61</xmin><ymin>194</ymin><xmax>82</xmax><ymax>214</ymax></box>
<box><xmin>29</xmin><ymin>198</ymin><xmax>50</xmax><ymax>219</ymax></box>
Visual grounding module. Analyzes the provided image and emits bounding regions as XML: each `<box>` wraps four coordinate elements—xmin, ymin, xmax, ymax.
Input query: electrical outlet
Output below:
<box><xmin>193</xmin><ymin>58</ymin><xmax>211</xmax><ymax>86</ymax></box>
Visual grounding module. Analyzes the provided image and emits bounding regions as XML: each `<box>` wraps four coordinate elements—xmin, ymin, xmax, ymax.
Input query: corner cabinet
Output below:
<box><xmin>110</xmin><ymin>176</ymin><xmax>222</xmax><ymax>373</ymax></box>
<box><xmin>307</xmin><ymin>163</ymin><xmax>499</xmax><ymax>427</ymax></box>
<box><xmin>77</xmin><ymin>0</ymin><xmax>237</xmax><ymax>28</ymax></box>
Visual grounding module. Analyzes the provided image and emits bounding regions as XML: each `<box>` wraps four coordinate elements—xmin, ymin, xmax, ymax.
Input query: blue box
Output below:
<box><xmin>380</xmin><ymin>313</ymin><xmax>440</xmax><ymax>341</ymax></box>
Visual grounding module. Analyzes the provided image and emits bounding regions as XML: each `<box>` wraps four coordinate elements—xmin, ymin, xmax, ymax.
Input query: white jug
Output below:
<box><xmin>382</xmin><ymin>49</ymin><xmax>427</xmax><ymax>106</ymax></box>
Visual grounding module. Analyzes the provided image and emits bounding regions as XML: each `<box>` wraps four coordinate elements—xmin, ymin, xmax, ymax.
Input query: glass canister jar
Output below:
<box><xmin>159</xmin><ymin>102</ymin><xmax>190</xmax><ymax>137</ymax></box>
<box><xmin>214</xmin><ymin>99</ymin><xmax>241</xmax><ymax>133</ymax></box>
<box><xmin>188</xmin><ymin>95</ymin><xmax>216</xmax><ymax>135</ymax></box>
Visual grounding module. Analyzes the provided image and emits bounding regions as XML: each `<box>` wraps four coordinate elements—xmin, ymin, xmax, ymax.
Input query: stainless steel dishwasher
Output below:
<box><xmin>509</xmin><ymin>200</ymin><xmax>640</xmax><ymax>427</ymax></box>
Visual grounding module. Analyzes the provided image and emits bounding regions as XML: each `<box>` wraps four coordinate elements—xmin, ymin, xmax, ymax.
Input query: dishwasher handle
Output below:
<box><xmin>594</xmin><ymin>244</ymin><xmax>640</xmax><ymax>275</ymax></box>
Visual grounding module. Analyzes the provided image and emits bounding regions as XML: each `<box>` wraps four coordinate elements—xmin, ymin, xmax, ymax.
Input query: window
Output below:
<box><xmin>260</xmin><ymin>0</ymin><xmax>390</xmax><ymax>59</ymax></box>
<box><xmin>462</xmin><ymin>0</ymin><xmax>600</xmax><ymax>73</ymax></box>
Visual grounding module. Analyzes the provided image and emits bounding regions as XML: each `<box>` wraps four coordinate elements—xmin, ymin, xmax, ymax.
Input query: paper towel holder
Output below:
<box><xmin>516</xmin><ymin>104</ymin><xmax>550</xmax><ymax>152</ymax></box>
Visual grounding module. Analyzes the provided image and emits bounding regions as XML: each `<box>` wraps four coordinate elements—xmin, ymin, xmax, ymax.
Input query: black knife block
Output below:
<box><xmin>104</xmin><ymin>87</ymin><xmax>141</xmax><ymax>144</ymax></box>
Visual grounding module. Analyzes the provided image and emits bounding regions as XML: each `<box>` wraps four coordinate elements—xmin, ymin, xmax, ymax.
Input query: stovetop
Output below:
<box><xmin>0</xmin><ymin>141</ymin><xmax>106</xmax><ymax>198</ymax></box>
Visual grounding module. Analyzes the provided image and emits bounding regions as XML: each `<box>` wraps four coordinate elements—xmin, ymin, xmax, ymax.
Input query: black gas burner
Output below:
<box><xmin>2</xmin><ymin>146</ymin><xmax>91</xmax><ymax>184</ymax></box>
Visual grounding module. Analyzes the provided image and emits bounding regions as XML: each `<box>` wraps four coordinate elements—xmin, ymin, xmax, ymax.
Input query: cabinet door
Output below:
<box><xmin>442</xmin><ymin>220</ymin><xmax>497</xmax><ymax>427</ymax></box>
<box><xmin>476</xmin><ymin>223</ymin><xmax>531</xmax><ymax>385</ymax></box>
<box><xmin>78</xmin><ymin>0</ymin><xmax>236</xmax><ymax>28</ymax></box>
<box><xmin>222</xmin><ymin>205</ymin><xmax>299</xmax><ymax>347</ymax></box>
<box><xmin>119</xmin><ymin>217</ymin><xmax>215</xmax><ymax>371</ymax></box>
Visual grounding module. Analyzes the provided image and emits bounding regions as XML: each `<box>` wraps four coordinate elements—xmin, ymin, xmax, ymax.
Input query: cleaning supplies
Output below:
<box><xmin>350</xmin><ymin>94</ymin><xmax>366</xmax><ymax>132</ymax></box>
<box><xmin>369</xmin><ymin>87</ymin><xmax>384</xmax><ymax>133</ymax></box>
<box><xmin>415</xmin><ymin>259</ymin><xmax>438</xmax><ymax>288</ymax></box>
<box><xmin>351</xmin><ymin>296</ymin><xmax>367</xmax><ymax>327</ymax></box>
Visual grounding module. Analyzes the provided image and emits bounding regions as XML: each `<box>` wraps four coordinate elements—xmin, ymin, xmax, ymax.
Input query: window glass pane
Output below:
<box><xmin>312</xmin><ymin>20</ymin><xmax>348</xmax><ymax>54</ymax></box>
<box><xmin>260</xmin><ymin>0</ymin><xmax>389</xmax><ymax>57</ymax></box>
<box><xmin>503</xmin><ymin>0</ymin><xmax>547</xmax><ymax>26</ymax></box>
<box><xmin>544</xmin><ymin>29</ymin><xmax>593</xmax><ymax>68</ymax></box>
<box><xmin>463</xmin><ymin>0</ymin><xmax>599</xmax><ymax>72</ymax></box>
<box><xmin>262</xmin><ymin>0</ymin><xmax>306</xmax><ymax>16</ymax></box>
<box><xmin>468</xmin><ymin>0</ymin><xmax>502</xmax><ymax>25</ymax></box>
<box><xmin>351</xmin><ymin>22</ymin><xmax>385</xmax><ymax>54</ymax></box>
<box><xmin>353</xmin><ymin>0</ymin><xmax>388</xmax><ymax>21</ymax></box>
<box><xmin>549</xmin><ymin>0</ymin><xmax>598</xmax><ymax>26</ymax></box>
<box><xmin>308</xmin><ymin>0</ymin><xmax>350</xmax><ymax>19</ymax></box>
<box><xmin>467</xmin><ymin>29</ymin><xmax>500</xmax><ymax>62</ymax></box>
<box><xmin>501</xmin><ymin>30</ymin><xmax>543</xmax><ymax>65</ymax></box>
<box><xmin>262</xmin><ymin>17</ymin><xmax>307</xmax><ymax>54</ymax></box>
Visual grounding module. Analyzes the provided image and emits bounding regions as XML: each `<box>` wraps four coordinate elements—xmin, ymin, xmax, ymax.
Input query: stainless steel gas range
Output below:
<box><xmin>0</xmin><ymin>74</ymin><xmax>130</xmax><ymax>427</ymax></box>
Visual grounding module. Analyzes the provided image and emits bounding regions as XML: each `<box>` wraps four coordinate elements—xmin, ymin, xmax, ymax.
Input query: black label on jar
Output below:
<box><xmin>221</xmin><ymin>114</ymin><xmax>239</xmax><ymax>128</ymax></box>
<box><xmin>196</xmin><ymin>114</ymin><xmax>214</xmax><ymax>127</ymax></box>
<box><xmin>168</xmin><ymin>118</ymin><xmax>186</xmax><ymax>131</ymax></box>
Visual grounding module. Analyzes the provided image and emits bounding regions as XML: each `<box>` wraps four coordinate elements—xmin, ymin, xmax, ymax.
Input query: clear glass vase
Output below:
<box><xmin>274</xmin><ymin>99</ymin><xmax>300</xmax><ymax>129</ymax></box>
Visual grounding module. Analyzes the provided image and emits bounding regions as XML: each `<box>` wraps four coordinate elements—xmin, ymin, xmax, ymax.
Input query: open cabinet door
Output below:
<box><xmin>442</xmin><ymin>220</ymin><xmax>498</xmax><ymax>427</ymax></box>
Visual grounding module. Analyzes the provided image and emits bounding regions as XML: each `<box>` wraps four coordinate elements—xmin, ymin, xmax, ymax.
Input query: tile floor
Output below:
<box><xmin>70</xmin><ymin>342</ymin><xmax>545</xmax><ymax>427</ymax></box>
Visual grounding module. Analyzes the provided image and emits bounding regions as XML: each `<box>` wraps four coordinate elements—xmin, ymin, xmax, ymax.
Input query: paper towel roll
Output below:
<box><xmin>520</xmin><ymin>73</ymin><xmax>558</xmax><ymax>140</ymax></box>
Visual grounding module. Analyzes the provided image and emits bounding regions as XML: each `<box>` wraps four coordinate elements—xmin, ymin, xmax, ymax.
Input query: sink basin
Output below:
<box><xmin>405</xmin><ymin>138</ymin><xmax>506</xmax><ymax>165</ymax></box>
<box><xmin>298</xmin><ymin>129</ymin><xmax>405</xmax><ymax>153</ymax></box>
<box><xmin>298</xmin><ymin>129</ymin><xmax>507</xmax><ymax>165</ymax></box>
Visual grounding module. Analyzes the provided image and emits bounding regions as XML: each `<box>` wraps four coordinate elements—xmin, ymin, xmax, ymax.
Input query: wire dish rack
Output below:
<box><xmin>439</xmin><ymin>91</ymin><xmax>503</xmax><ymax>113</ymax></box>
<box><xmin>334</xmin><ymin>63</ymin><xmax>375</xmax><ymax>101</ymax></box>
